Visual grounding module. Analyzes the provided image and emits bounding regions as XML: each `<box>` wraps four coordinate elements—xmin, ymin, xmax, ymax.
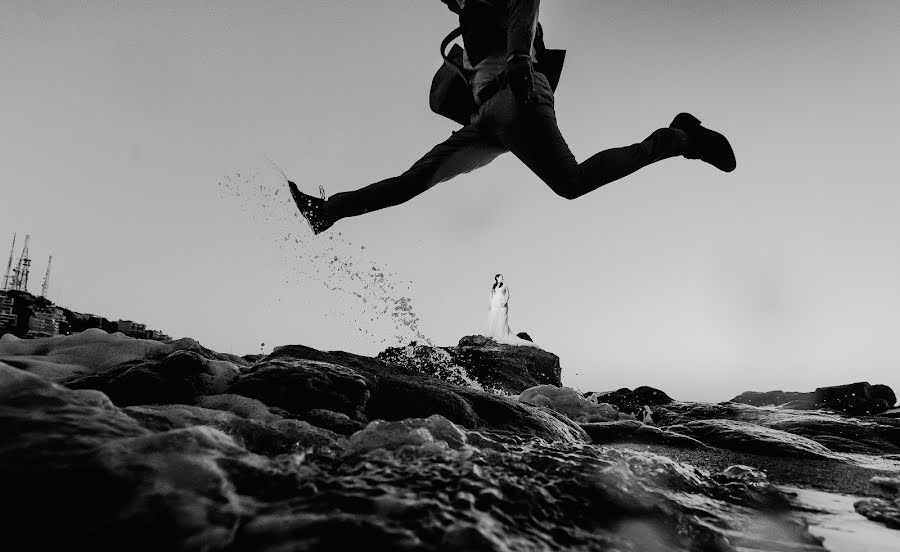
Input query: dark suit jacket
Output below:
<box><xmin>457</xmin><ymin>0</ymin><xmax>565</xmax><ymax>90</ymax></box>
<box><xmin>431</xmin><ymin>0</ymin><xmax>565</xmax><ymax>124</ymax></box>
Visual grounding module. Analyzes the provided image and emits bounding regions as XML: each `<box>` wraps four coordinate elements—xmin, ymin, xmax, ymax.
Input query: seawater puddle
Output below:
<box><xmin>780</xmin><ymin>486</ymin><xmax>900</xmax><ymax>551</ymax></box>
<box><xmin>217</xmin><ymin>162</ymin><xmax>432</xmax><ymax>347</ymax></box>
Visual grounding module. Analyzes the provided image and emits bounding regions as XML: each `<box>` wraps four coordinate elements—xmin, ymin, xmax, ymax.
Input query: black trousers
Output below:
<box><xmin>328</xmin><ymin>72</ymin><xmax>688</xmax><ymax>221</ymax></box>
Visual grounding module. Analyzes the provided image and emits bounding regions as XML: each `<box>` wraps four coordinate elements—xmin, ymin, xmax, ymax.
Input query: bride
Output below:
<box><xmin>485</xmin><ymin>274</ymin><xmax>540</xmax><ymax>347</ymax></box>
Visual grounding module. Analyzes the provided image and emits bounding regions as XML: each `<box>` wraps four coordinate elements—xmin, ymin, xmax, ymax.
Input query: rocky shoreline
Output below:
<box><xmin>1</xmin><ymin>329</ymin><xmax>899</xmax><ymax>550</ymax></box>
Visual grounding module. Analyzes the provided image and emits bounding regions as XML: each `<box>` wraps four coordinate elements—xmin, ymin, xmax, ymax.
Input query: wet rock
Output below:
<box><xmin>197</xmin><ymin>393</ymin><xmax>292</xmax><ymax>422</ymax></box>
<box><xmin>379</xmin><ymin>335</ymin><xmax>561</xmax><ymax>395</ymax></box>
<box><xmin>652</xmin><ymin>401</ymin><xmax>741</xmax><ymax>426</ymax></box>
<box><xmin>580</xmin><ymin>420</ymin><xmax>707</xmax><ymax>448</ymax></box>
<box><xmin>0</xmin><ymin>362</ymin><xmax>258</xmax><ymax>550</ymax></box>
<box><xmin>0</xmin><ymin>328</ymin><xmax>247</xmax><ymax>382</ymax></box>
<box><xmin>854</xmin><ymin>497</ymin><xmax>900</xmax><ymax>529</ymax></box>
<box><xmin>732</xmin><ymin>383</ymin><xmax>896</xmax><ymax>415</ymax></box>
<box><xmin>767</xmin><ymin>416</ymin><xmax>900</xmax><ymax>455</ymax></box>
<box><xmin>584</xmin><ymin>386</ymin><xmax>673</xmax><ymax>415</ymax></box>
<box><xmin>520</xmin><ymin>385</ymin><xmax>620</xmax><ymax>423</ymax></box>
<box><xmin>2</xmin><ymin>355</ymin><xmax>837</xmax><ymax>552</ymax></box>
<box><xmin>722</xmin><ymin>464</ymin><xmax>768</xmax><ymax>484</ymax></box>
<box><xmin>515</xmin><ymin>332</ymin><xmax>533</xmax><ymax>342</ymax></box>
<box><xmin>345</xmin><ymin>415</ymin><xmax>469</xmax><ymax>454</ymax></box>
<box><xmin>227</xmin><ymin>357</ymin><xmax>371</xmax><ymax>430</ymax></box>
<box><xmin>871</xmin><ymin>384</ymin><xmax>898</xmax><ymax>408</ymax></box>
<box><xmin>230</xmin><ymin>433</ymin><xmax>822</xmax><ymax>552</ymax></box>
<box><xmin>9</xmin><ymin>329</ymin><xmax>896</xmax><ymax>551</ymax></box>
<box><xmin>124</xmin><ymin>403</ymin><xmax>338</xmax><ymax>455</ymax></box>
<box><xmin>236</xmin><ymin>513</ymin><xmax>425</xmax><ymax>552</ymax></box>
<box><xmin>814</xmin><ymin>382</ymin><xmax>894</xmax><ymax>415</ymax></box>
<box><xmin>62</xmin><ymin>350</ymin><xmax>240</xmax><ymax>406</ymax></box>
<box><xmin>730</xmin><ymin>390</ymin><xmax>815</xmax><ymax>408</ymax></box>
<box><xmin>666</xmin><ymin>419</ymin><xmax>841</xmax><ymax>459</ymax></box>
<box><xmin>376</xmin><ymin>345</ymin><xmax>483</xmax><ymax>390</ymax></box>
<box><xmin>656</xmin><ymin>401</ymin><xmax>900</xmax><ymax>457</ymax></box>
<box><xmin>233</xmin><ymin>345</ymin><xmax>587</xmax><ymax>443</ymax></box>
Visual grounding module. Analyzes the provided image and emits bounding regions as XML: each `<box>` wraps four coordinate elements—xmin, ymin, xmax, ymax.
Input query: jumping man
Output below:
<box><xmin>289</xmin><ymin>0</ymin><xmax>736</xmax><ymax>234</ymax></box>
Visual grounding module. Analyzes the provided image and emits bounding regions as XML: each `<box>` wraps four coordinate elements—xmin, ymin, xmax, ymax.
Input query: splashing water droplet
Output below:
<box><xmin>218</xmin><ymin>161</ymin><xmax>432</xmax><ymax>347</ymax></box>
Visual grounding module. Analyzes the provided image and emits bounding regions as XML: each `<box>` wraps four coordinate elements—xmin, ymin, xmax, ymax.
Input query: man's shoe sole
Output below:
<box><xmin>671</xmin><ymin>112</ymin><xmax>736</xmax><ymax>173</ymax></box>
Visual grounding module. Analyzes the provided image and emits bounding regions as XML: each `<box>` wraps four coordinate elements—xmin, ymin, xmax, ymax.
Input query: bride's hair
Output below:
<box><xmin>492</xmin><ymin>273</ymin><xmax>503</xmax><ymax>292</ymax></box>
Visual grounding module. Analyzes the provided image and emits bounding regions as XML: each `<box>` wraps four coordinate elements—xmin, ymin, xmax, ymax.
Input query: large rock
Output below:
<box><xmin>814</xmin><ymin>382</ymin><xmax>894</xmax><ymax>415</ymax></box>
<box><xmin>520</xmin><ymin>384</ymin><xmax>620</xmax><ymax>423</ymax></box>
<box><xmin>584</xmin><ymin>386</ymin><xmax>673</xmax><ymax>415</ymax></box>
<box><xmin>767</xmin><ymin>416</ymin><xmax>900</xmax><ymax>455</ymax></box>
<box><xmin>0</xmin><ymin>329</ymin><xmax>248</xmax><ymax>382</ymax></box>
<box><xmin>123</xmin><ymin>403</ymin><xmax>338</xmax><ymax>456</ymax></box>
<box><xmin>731</xmin><ymin>382</ymin><xmax>896</xmax><ymax>415</ymax></box>
<box><xmin>0</xmin><ymin>347</ymin><xmax>845</xmax><ymax>551</ymax></box>
<box><xmin>377</xmin><ymin>334</ymin><xmax>561</xmax><ymax>395</ymax></box>
<box><xmin>0</xmin><ymin>361</ymin><xmax>261</xmax><ymax>550</ymax></box>
<box><xmin>455</xmin><ymin>335</ymin><xmax>561</xmax><ymax>390</ymax></box>
<box><xmin>653</xmin><ymin>401</ymin><xmax>900</xmax><ymax>456</ymax></box>
<box><xmin>854</xmin><ymin>497</ymin><xmax>900</xmax><ymax>529</ymax></box>
<box><xmin>871</xmin><ymin>385</ymin><xmax>898</xmax><ymax>408</ymax></box>
<box><xmin>62</xmin><ymin>350</ymin><xmax>241</xmax><ymax>406</ymax></box>
<box><xmin>665</xmin><ymin>419</ymin><xmax>842</xmax><ymax>459</ymax></box>
<box><xmin>730</xmin><ymin>390</ymin><xmax>815</xmax><ymax>408</ymax></box>
<box><xmin>228</xmin><ymin>345</ymin><xmax>586</xmax><ymax>443</ymax></box>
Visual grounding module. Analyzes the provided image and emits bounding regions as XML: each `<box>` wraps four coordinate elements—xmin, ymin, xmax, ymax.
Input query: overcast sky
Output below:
<box><xmin>2</xmin><ymin>1</ymin><xmax>899</xmax><ymax>402</ymax></box>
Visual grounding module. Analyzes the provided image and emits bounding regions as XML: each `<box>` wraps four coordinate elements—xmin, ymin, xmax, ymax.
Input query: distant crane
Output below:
<box><xmin>10</xmin><ymin>235</ymin><xmax>31</xmax><ymax>292</ymax></box>
<box><xmin>2</xmin><ymin>233</ymin><xmax>15</xmax><ymax>291</ymax></box>
<box><xmin>41</xmin><ymin>255</ymin><xmax>53</xmax><ymax>298</ymax></box>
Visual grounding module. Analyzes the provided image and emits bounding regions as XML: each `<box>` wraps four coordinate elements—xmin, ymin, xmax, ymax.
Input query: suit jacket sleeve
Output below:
<box><xmin>506</xmin><ymin>0</ymin><xmax>539</xmax><ymax>60</ymax></box>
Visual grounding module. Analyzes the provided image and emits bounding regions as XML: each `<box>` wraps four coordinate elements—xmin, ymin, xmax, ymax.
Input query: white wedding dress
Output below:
<box><xmin>484</xmin><ymin>279</ymin><xmax>539</xmax><ymax>347</ymax></box>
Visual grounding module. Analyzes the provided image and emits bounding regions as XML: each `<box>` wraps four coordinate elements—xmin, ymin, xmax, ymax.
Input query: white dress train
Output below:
<box><xmin>484</xmin><ymin>283</ymin><xmax>539</xmax><ymax>347</ymax></box>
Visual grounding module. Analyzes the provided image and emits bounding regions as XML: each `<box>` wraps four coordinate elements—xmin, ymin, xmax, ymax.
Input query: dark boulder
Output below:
<box><xmin>653</xmin><ymin>400</ymin><xmax>900</xmax><ymax>456</ymax></box>
<box><xmin>229</xmin><ymin>345</ymin><xmax>586</xmax><ymax>442</ymax></box>
<box><xmin>585</xmin><ymin>386</ymin><xmax>673</xmax><ymax>415</ymax></box>
<box><xmin>814</xmin><ymin>382</ymin><xmax>893</xmax><ymax>415</ymax></box>
<box><xmin>123</xmin><ymin>403</ymin><xmax>338</xmax><ymax>456</ymax></box>
<box><xmin>854</xmin><ymin>497</ymin><xmax>900</xmax><ymax>529</ymax></box>
<box><xmin>871</xmin><ymin>384</ymin><xmax>897</xmax><ymax>408</ymax></box>
<box><xmin>227</xmin><ymin>357</ymin><xmax>371</xmax><ymax>431</ymax></box>
<box><xmin>768</xmin><ymin>417</ymin><xmax>900</xmax><ymax>455</ymax></box>
<box><xmin>62</xmin><ymin>350</ymin><xmax>240</xmax><ymax>406</ymax></box>
<box><xmin>378</xmin><ymin>335</ymin><xmax>561</xmax><ymax>394</ymax></box>
<box><xmin>0</xmin><ymin>362</ymin><xmax>259</xmax><ymax>550</ymax></box>
<box><xmin>731</xmin><ymin>383</ymin><xmax>896</xmax><ymax>415</ymax></box>
<box><xmin>516</xmin><ymin>332</ymin><xmax>533</xmax><ymax>342</ymax></box>
<box><xmin>666</xmin><ymin>419</ymin><xmax>841</xmax><ymax>459</ymax></box>
<box><xmin>730</xmin><ymin>390</ymin><xmax>815</xmax><ymax>408</ymax></box>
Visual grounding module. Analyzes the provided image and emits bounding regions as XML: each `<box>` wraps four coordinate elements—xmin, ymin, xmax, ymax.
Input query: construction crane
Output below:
<box><xmin>2</xmin><ymin>233</ymin><xmax>15</xmax><ymax>291</ymax></box>
<box><xmin>10</xmin><ymin>235</ymin><xmax>31</xmax><ymax>292</ymax></box>
<box><xmin>42</xmin><ymin>255</ymin><xmax>53</xmax><ymax>298</ymax></box>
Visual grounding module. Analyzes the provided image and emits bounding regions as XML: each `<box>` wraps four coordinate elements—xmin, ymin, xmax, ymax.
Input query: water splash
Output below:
<box><xmin>218</xmin><ymin>162</ymin><xmax>431</xmax><ymax>347</ymax></box>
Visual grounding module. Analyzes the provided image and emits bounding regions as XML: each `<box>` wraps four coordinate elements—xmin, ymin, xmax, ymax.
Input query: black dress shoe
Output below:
<box><xmin>288</xmin><ymin>181</ymin><xmax>333</xmax><ymax>235</ymax></box>
<box><xmin>670</xmin><ymin>112</ymin><xmax>736</xmax><ymax>173</ymax></box>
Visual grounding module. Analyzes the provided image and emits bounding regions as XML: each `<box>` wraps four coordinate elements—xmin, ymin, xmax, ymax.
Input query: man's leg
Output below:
<box><xmin>490</xmin><ymin>75</ymin><xmax>690</xmax><ymax>200</ymax></box>
<box><xmin>326</xmin><ymin>125</ymin><xmax>506</xmax><ymax>222</ymax></box>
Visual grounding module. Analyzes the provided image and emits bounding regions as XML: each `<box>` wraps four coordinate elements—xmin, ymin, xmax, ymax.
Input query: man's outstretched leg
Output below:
<box><xmin>490</xmin><ymin>74</ymin><xmax>735</xmax><ymax>200</ymax></box>
<box><xmin>289</xmin><ymin>125</ymin><xmax>506</xmax><ymax>234</ymax></box>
